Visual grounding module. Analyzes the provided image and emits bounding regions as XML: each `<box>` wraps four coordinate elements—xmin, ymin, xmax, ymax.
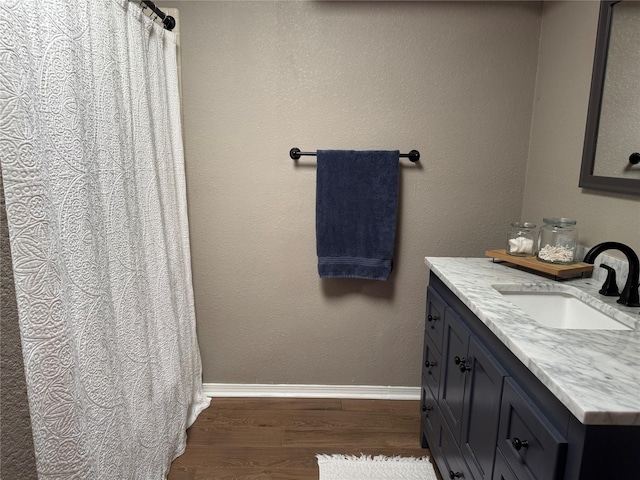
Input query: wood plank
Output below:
<box><xmin>205</xmin><ymin>398</ymin><xmax>343</xmax><ymax>411</ymax></box>
<box><xmin>227</xmin><ymin>469</ymin><xmax>316</xmax><ymax>480</ymax></box>
<box><xmin>186</xmin><ymin>425</ymin><xmax>285</xmax><ymax>447</ymax></box>
<box><xmin>169</xmin><ymin>446</ymin><xmax>321</xmax><ymax>469</ymax></box>
<box><xmin>168</xmin><ymin>466</ymin><xmax>317</xmax><ymax>480</ymax></box>
<box><xmin>210</xmin><ymin>409</ymin><xmax>392</xmax><ymax>429</ymax></box>
<box><xmin>390</xmin><ymin>411</ymin><xmax>424</xmax><ymax>432</ymax></box>
<box><xmin>341</xmin><ymin>398</ymin><xmax>418</xmax><ymax>413</ymax></box>
<box><xmin>283</xmin><ymin>427</ymin><xmax>422</xmax><ymax>448</ymax></box>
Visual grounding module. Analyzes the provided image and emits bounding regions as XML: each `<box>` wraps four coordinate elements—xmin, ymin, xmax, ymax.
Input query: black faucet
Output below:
<box><xmin>583</xmin><ymin>242</ymin><xmax>640</xmax><ymax>307</ymax></box>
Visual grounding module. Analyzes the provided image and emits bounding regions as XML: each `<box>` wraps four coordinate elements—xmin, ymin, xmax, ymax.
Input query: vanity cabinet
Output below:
<box><xmin>420</xmin><ymin>272</ymin><xmax>640</xmax><ymax>480</ymax></box>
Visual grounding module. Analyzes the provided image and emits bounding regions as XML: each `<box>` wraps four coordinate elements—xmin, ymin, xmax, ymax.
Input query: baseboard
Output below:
<box><xmin>202</xmin><ymin>383</ymin><xmax>420</xmax><ymax>400</ymax></box>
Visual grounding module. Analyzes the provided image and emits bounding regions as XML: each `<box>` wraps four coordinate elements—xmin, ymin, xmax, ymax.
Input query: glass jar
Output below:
<box><xmin>537</xmin><ymin>218</ymin><xmax>578</xmax><ymax>264</ymax></box>
<box><xmin>506</xmin><ymin>222</ymin><xmax>537</xmax><ymax>257</ymax></box>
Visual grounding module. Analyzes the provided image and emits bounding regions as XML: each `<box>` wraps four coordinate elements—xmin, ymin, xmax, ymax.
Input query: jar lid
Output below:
<box><xmin>511</xmin><ymin>222</ymin><xmax>536</xmax><ymax>228</ymax></box>
<box><xmin>542</xmin><ymin>217</ymin><xmax>576</xmax><ymax>227</ymax></box>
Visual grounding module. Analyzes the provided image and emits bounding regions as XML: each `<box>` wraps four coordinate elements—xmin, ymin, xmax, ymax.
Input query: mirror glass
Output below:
<box><xmin>580</xmin><ymin>0</ymin><xmax>640</xmax><ymax>195</ymax></box>
<box><xmin>594</xmin><ymin>1</ymin><xmax>640</xmax><ymax>179</ymax></box>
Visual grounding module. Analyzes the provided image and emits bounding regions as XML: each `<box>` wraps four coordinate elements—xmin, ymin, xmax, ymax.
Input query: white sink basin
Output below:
<box><xmin>493</xmin><ymin>285</ymin><xmax>633</xmax><ymax>331</ymax></box>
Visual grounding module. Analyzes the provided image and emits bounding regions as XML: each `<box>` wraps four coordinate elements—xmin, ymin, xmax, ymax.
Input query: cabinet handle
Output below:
<box><xmin>425</xmin><ymin>361</ymin><xmax>437</xmax><ymax>368</ymax></box>
<box><xmin>453</xmin><ymin>356</ymin><xmax>464</xmax><ymax>365</ymax></box>
<box><xmin>459</xmin><ymin>362</ymin><xmax>471</xmax><ymax>373</ymax></box>
<box><xmin>511</xmin><ymin>437</ymin><xmax>529</xmax><ymax>451</ymax></box>
<box><xmin>449</xmin><ymin>471</ymin><xmax>462</xmax><ymax>479</ymax></box>
<box><xmin>421</xmin><ymin>404</ymin><xmax>433</xmax><ymax>412</ymax></box>
<box><xmin>427</xmin><ymin>314</ymin><xmax>439</xmax><ymax>328</ymax></box>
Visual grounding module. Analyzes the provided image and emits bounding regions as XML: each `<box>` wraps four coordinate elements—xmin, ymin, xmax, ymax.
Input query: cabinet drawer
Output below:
<box><xmin>422</xmin><ymin>331</ymin><xmax>442</xmax><ymax>398</ymax></box>
<box><xmin>420</xmin><ymin>383</ymin><xmax>440</xmax><ymax>443</ymax></box>
<box><xmin>426</xmin><ymin>286</ymin><xmax>446</xmax><ymax>352</ymax></box>
<box><xmin>498</xmin><ymin>378</ymin><xmax>567</xmax><ymax>480</ymax></box>
<box><xmin>433</xmin><ymin>410</ymin><xmax>474</xmax><ymax>480</ymax></box>
<box><xmin>493</xmin><ymin>449</ymin><xmax>517</xmax><ymax>480</ymax></box>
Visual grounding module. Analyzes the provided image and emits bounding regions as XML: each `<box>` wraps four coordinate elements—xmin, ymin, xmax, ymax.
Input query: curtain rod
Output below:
<box><xmin>135</xmin><ymin>0</ymin><xmax>176</xmax><ymax>31</ymax></box>
<box><xmin>289</xmin><ymin>148</ymin><xmax>420</xmax><ymax>163</ymax></box>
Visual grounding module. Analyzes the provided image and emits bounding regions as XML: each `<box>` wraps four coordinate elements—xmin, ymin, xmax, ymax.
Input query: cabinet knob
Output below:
<box><xmin>511</xmin><ymin>437</ymin><xmax>529</xmax><ymax>451</ymax></box>
<box><xmin>421</xmin><ymin>404</ymin><xmax>433</xmax><ymax>412</ymax></box>
<box><xmin>425</xmin><ymin>361</ymin><xmax>437</xmax><ymax>368</ymax></box>
<box><xmin>427</xmin><ymin>314</ymin><xmax>439</xmax><ymax>327</ymax></box>
<box><xmin>449</xmin><ymin>471</ymin><xmax>462</xmax><ymax>479</ymax></box>
<box><xmin>454</xmin><ymin>356</ymin><xmax>470</xmax><ymax>372</ymax></box>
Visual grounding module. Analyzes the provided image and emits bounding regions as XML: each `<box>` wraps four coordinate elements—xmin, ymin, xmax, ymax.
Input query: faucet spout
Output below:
<box><xmin>583</xmin><ymin>242</ymin><xmax>640</xmax><ymax>307</ymax></box>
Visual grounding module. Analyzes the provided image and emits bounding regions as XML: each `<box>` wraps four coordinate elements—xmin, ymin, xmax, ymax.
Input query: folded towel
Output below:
<box><xmin>316</xmin><ymin>150</ymin><xmax>399</xmax><ymax>280</ymax></box>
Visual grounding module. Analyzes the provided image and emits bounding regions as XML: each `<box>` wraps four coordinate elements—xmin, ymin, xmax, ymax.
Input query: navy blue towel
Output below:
<box><xmin>316</xmin><ymin>150</ymin><xmax>399</xmax><ymax>280</ymax></box>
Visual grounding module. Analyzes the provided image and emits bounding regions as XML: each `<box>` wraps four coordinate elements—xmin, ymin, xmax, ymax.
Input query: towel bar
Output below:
<box><xmin>289</xmin><ymin>148</ymin><xmax>420</xmax><ymax>163</ymax></box>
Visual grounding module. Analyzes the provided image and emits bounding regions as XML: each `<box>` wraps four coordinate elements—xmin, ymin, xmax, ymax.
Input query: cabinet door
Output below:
<box><xmin>439</xmin><ymin>307</ymin><xmax>471</xmax><ymax>443</ymax></box>
<box><xmin>460</xmin><ymin>336</ymin><xmax>507</xmax><ymax>480</ymax></box>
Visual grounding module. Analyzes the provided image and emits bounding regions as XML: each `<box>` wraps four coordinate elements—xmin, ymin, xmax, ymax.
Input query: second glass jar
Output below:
<box><xmin>537</xmin><ymin>218</ymin><xmax>578</xmax><ymax>264</ymax></box>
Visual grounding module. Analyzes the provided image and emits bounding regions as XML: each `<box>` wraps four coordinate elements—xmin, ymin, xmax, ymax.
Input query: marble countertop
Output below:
<box><xmin>425</xmin><ymin>256</ymin><xmax>640</xmax><ymax>426</ymax></box>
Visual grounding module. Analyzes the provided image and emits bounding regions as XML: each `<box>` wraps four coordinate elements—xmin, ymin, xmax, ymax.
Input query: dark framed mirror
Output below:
<box><xmin>580</xmin><ymin>0</ymin><xmax>640</xmax><ymax>195</ymax></box>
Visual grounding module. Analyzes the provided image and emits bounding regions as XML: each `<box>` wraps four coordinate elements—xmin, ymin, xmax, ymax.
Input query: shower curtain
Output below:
<box><xmin>0</xmin><ymin>1</ymin><xmax>210</xmax><ymax>478</ymax></box>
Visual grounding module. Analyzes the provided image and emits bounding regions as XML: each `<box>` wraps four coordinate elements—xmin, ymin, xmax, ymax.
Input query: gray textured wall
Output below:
<box><xmin>158</xmin><ymin>0</ymin><xmax>543</xmax><ymax>386</ymax></box>
<box><xmin>1</xmin><ymin>171</ymin><xmax>37</xmax><ymax>479</ymax></box>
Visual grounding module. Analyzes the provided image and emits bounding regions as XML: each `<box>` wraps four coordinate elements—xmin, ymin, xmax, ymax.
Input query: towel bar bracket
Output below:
<box><xmin>406</xmin><ymin>150</ymin><xmax>420</xmax><ymax>162</ymax></box>
<box><xmin>290</xmin><ymin>147</ymin><xmax>303</xmax><ymax>160</ymax></box>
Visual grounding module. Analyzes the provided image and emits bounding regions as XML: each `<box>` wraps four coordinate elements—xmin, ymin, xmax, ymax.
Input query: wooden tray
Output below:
<box><xmin>485</xmin><ymin>249</ymin><xmax>593</xmax><ymax>278</ymax></box>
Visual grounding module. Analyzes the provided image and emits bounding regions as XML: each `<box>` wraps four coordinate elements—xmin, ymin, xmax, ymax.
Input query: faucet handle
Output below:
<box><xmin>598</xmin><ymin>264</ymin><xmax>620</xmax><ymax>296</ymax></box>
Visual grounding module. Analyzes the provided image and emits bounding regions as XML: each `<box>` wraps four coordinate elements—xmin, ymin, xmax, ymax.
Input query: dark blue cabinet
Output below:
<box><xmin>420</xmin><ymin>272</ymin><xmax>640</xmax><ymax>480</ymax></box>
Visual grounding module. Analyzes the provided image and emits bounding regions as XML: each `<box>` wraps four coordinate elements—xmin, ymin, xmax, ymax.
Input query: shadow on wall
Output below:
<box><xmin>321</xmin><ymin>277</ymin><xmax>396</xmax><ymax>299</ymax></box>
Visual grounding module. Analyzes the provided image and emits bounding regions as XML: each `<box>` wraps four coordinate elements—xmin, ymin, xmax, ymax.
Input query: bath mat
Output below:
<box><xmin>316</xmin><ymin>454</ymin><xmax>439</xmax><ymax>480</ymax></box>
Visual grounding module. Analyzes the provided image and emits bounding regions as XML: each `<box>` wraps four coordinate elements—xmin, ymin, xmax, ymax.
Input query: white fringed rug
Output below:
<box><xmin>316</xmin><ymin>454</ymin><xmax>439</xmax><ymax>480</ymax></box>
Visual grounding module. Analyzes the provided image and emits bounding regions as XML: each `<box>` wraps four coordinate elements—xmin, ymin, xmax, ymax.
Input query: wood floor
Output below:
<box><xmin>168</xmin><ymin>397</ymin><xmax>442</xmax><ymax>480</ymax></box>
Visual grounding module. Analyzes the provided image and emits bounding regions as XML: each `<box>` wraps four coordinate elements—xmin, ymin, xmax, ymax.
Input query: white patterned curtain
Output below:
<box><xmin>0</xmin><ymin>1</ymin><xmax>210</xmax><ymax>478</ymax></box>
